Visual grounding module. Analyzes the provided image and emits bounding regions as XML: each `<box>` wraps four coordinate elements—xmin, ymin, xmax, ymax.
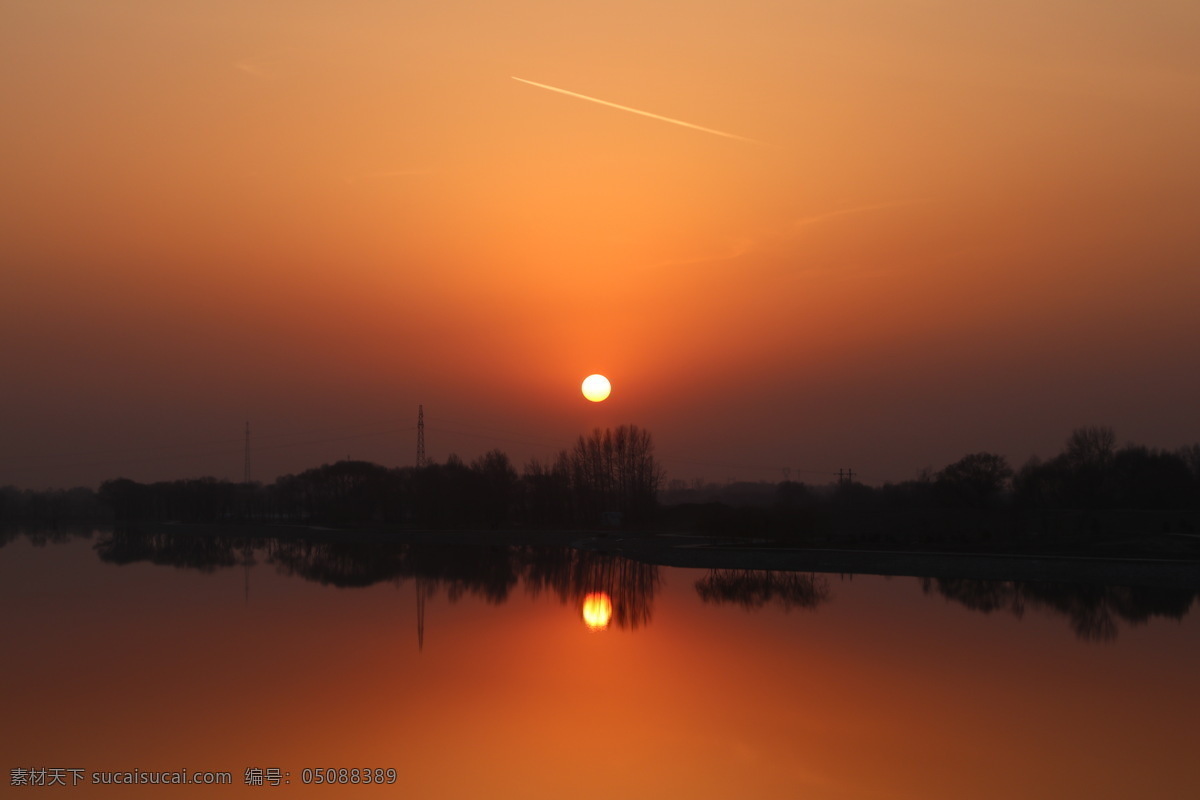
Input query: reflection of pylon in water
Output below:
<box><xmin>240</xmin><ymin>544</ymin><xmax>256</xmax><ymax>606</ymax></box>
<box><xmin>415</xmin><ymin>577</ymin><xmax>429</xmax><ymax>652</ymax></box>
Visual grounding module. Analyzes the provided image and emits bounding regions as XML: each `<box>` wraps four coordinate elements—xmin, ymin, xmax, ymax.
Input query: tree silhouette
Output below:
<box><xmin>471</xmin><ymin>449</ymin><xmax>518</xmax><ymax>528</ymax></box>
<box><xmin>1063</xmin><ymin>425</ymin><xmax>1117</xmax><ymax>507</ymax></box>
<box><xmin>935</xmin><ymin>452</ymin><xmax>1013</xmax><ymax>508</ymax></box>
<box><xmin>566</xmin><ymin>425</ymin><xmax>663</xmax><ymax>523</ymax></box>
<box><xmin>1112</xmin><ymin>446</ymin><xmax>1194</xmax><ymax>509</ymax></box>
<box><xmin>521</xmin><ymin>454</ymin><xmax>573</xmax><ymax>527</ymax></box>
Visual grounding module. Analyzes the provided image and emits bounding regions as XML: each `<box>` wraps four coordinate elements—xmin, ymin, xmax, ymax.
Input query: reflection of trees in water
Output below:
<box><xmin>921</xmin><ymin>577</ymin><xmax>1197</xmax><ymax>642</ymax></box>
<box><xmin>2</xmin><ymin>527</ymin><xmax>96</xmax><ymax>549</ymax></box>
<box><xmin>75</xmin><ymin>531</ymin><xmax>1200</xmax><ymax>645</ymax></box>
<box><xmin>266</xmin><ymin>541</ymin><xmax>659</xmax><ymax>625</ymax></box>
<box><xmin>695</xmin><ymin>570</ymin><xmax>832</xmax><ymax>612</ymax></box>
<box><xmin>88</xmin><ymin>532</ymin><xmax>655</xmax><ymax>624</ymax></box>
<box><xmin>392</xmin><ymin>545</ymin><xmax>521</xmax><ymax>604</ymax></box>
<box><xmin>270</xmin><ymin>542</ymin><xmax>521</xmax><ymax>603</ymax></box>
<box><xmin>95</xmin><ymin>528</ymin><xmax>240</xmax><ymax>571</ymax></box>
<box><xmin>270</xmin><ymin>540</ymin><xmax>410</xmax><ymax>589</ymax></box>
<box><xmin>521</xmin><ymin>547</ymin><xmax>660</xmax><ymax>630</ymax></box>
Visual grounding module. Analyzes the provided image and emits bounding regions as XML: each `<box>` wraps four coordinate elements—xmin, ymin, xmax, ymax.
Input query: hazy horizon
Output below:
<box><xmin>4</xmin><ymin>1</ymin><xmax>1198</xmax><ymax>490</ymax></box>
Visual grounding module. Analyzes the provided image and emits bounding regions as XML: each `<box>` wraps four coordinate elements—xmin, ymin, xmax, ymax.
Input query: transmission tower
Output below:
<box><xmin>243</xmin><ymin>421</ymin><xmax>251</xmax><ymax>484</ymax></box>
<box><xmin>416</xmin><ymin>404</ymin><xmax>426</xmax><ymax>467</ymax></box>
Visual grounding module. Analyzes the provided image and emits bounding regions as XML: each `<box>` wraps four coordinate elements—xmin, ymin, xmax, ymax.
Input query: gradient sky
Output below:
<box><xmin>3</xmin><ymin>0</ymin><xmax>1198</xmax><ymax>489</ymax></box>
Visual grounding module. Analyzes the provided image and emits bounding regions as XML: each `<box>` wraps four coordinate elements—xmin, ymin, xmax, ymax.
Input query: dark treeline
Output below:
<box><xmin>0</xmin><ymin>425</ymin><xmax>663</xmax><ymax>530</ymax></box>
<box><xmin>660</xmin><ymin>426</ymin><xmax>1200</xmax><ymax>550</ymax></box>
<box><xmin>4</xmin><ymin>426</ymin><xmax>1200</xmax><ymax>548</ymax></box>
<box><xmin>0</xmin><ymin>485</ymin><xmax>106</xmax><ymax>527</ymax></box>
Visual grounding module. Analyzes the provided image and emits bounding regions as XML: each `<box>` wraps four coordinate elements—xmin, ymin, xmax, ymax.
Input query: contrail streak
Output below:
<box><xmin>791</xmin><ymin>200</ymin><xmax>927</xmax><ymax>229</ymax></box>
<box><xmin>512</xmin><ymin>76</ymin><xmax>761</xmax><ymax>145</ymax></box>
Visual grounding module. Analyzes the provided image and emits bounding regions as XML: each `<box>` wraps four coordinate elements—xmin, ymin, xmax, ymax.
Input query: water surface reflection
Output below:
<box><xmin>695</xmin><ymin>569</ymin><xmax>832</xmax><ymax>611</ymax></box>
<box><xmin>92</xmin><ymin>528</ymin><xmax>662</xmax><ymax>631</ymax></box>
<box><xmin>921</xmin><ymin>576</ymin><xmax>1196</xmax><ymax>641</ymax></box>
<box><xmin>3</xmin><ymin>528</ymin><xmax>1200</xmax><ymax>799</ymax></box>
<box><xmin>82</xmin><ymin>527</ymin><xmax>1198</xmax><ymax>642</ymax></box>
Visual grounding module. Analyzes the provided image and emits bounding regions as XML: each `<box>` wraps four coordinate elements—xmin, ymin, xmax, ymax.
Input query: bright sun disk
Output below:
<box><xmin>582</xmin><ymin>374</ymin><xmax>611</xmax><ymax>402</ymax></box>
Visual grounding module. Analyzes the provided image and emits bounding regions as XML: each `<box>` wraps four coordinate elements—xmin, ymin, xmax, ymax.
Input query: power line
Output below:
<box><xmin>422</xmin><ymin>416</ymin><xmax>566</xmax><ymax>456</ymax></box>
<box><xmin>656</xmin><ymin>453</ymin><xmax>836</xmax><ymax>478</ymax></box>
<box><xmin>1</xmin><ymin>416</ymin><xmax>416</xmax><ymax>467</ymax></box>
<box><xmin>0</xmin><ymin>423</ymin><xmax>416</xmax><ymax>482</ymax></box>
<box><xmin>423</xmin><ymin>414</ymin><xmax>564</xmax><ymax>452</ymax></box>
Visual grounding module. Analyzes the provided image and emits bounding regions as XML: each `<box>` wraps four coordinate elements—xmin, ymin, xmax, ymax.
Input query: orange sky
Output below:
<box><xmin>3</xmin><ymin>1</ymin><xmax>1198</xmax><ymax>488</ymax></box>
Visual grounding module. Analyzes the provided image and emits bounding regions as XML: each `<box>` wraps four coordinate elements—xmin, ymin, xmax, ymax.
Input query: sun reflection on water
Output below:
<box><xmin>581</xmin><ymin>592</ymin><xmax>613</xmax><ymax>631</ymax></box>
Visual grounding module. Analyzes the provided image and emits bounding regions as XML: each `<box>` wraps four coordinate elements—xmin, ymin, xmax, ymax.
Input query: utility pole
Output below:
<box><xmin>243</xmin><ymin>421</ymin><xmax>251</xmax><ymax>484</ymax></box>
<box><xmin>416</xmin><ymin>404</ymin><xmax>426</xmax><ymax>468</ymax></box>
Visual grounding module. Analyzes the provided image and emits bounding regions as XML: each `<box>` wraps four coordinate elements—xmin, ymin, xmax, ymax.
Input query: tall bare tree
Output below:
<box><xmin>567</xmin><ymin>425</ymin><xmax>664</xmax><ymax>523</ymax></box>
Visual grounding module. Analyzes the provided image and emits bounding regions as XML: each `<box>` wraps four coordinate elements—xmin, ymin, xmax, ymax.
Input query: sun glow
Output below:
<box><xmin>581</xmin><ymin>592</ymin><xmax>613</xmax><ymax>631</ymax></box>
<box><xmin>581</xmin><ymin>374</ymin><xmax>611</xmax><ymax>402</ymax></box>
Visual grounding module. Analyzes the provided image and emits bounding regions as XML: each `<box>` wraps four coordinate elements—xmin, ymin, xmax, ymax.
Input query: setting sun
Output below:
<box><xmin>581</xmin><ymin>374</ymin><xmax>611</xmax><ymax>403</ymax></box>
<box><xmin>2</xmin><ymin>2</ymin><xmax>1197</xmax><ymax>797</ymax></box>
<box><xmin>581</xmin><ymin>592</ymin><xmax>613</xmax><ymax>631</ymax></box>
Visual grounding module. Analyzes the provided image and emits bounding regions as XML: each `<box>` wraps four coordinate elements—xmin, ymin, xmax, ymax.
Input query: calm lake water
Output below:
<box><xmin>3</xmin><ymin>528</ymin><xmax>1198</xmax><ymax>799</ymax></box>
